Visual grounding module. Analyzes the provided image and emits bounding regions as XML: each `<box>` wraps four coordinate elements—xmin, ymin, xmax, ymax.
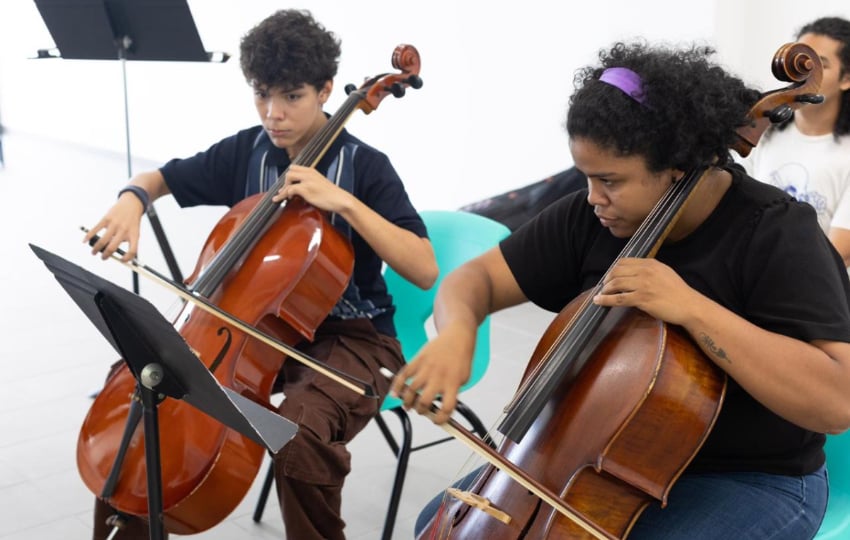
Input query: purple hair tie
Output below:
<box><xmin>599</xmin><ymin>67</ymin><xmax>647</xmax><ymax>105</ymax></box>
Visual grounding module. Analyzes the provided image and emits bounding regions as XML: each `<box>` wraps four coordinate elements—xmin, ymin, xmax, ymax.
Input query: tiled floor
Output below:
<box><xmin>0</xmin><ymin>132</ymin><xmax>554</xmax><ymax>539</ymax></box>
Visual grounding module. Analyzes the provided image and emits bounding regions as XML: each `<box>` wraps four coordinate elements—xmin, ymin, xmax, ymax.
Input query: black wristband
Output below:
<box><xmin>118</xmin><ymin>185</ymin><xmax>150</xmax><ymax>211</ymax></box>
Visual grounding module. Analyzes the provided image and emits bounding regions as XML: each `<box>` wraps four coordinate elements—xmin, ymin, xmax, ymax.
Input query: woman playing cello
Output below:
<box><xmin>394</xmin><ymin>41</ymin><xmax>850</xmax><ymax>539</ymax></box>
<box><xmin>84</xmin><ymin>9</ymin><xmax>436</xmax><ymax>539</ymax></box>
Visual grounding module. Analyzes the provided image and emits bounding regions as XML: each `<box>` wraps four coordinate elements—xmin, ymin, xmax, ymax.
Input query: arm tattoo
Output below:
<box><xmin>699</xmin><ymin>332</ymin><xmax>731</xmax><ymax>364</ymax></box>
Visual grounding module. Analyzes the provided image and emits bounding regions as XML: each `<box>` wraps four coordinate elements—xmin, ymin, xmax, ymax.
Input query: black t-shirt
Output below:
<box><xmin>159</xmin><ymin>125</ymin><xmax>427</xmax><ymax>337</ymax></box>
<box><xmin>500</xmin><ymin>166</ymin><xmax>850</xmax><ymax>475</ymax></box>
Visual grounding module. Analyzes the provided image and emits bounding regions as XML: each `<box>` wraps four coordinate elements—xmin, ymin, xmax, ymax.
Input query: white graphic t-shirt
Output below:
<box><xmin>738</xmin><ymin>123</ymin><xmax>850</xmax><ymax>234</ymax></box>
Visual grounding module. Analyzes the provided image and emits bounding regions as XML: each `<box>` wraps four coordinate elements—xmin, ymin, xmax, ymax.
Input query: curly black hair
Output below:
<box><xmin>566</xmin><ymin>42</ymin><xmax>761</xmax><ymax>173</ymax></box>
<box><xmin>239</xmin><ymin>9</ymin><xmax>341</xmax><ymax>91</ymax></box>
<box><xmin>774</xmin><ymin>16</ymin><xmax>850</xmax><ymax>137</ymax></box>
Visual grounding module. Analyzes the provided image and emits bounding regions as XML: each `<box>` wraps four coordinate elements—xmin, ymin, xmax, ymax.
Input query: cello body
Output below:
<box><xmin>77</xmin><ymin>197</ymin><xmax>353</xmax><ymax>534</ymax></box>
<box><xmin>424</xmin><ymin>293</ymin><xmax>725</xmax><ymax>539</ymax></box>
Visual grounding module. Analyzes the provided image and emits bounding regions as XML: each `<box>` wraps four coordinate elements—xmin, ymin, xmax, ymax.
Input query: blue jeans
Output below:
<box><xmin>415</xmin><ymin>465</ymin><xmax>828</xmax><ymax>539</ymax></box>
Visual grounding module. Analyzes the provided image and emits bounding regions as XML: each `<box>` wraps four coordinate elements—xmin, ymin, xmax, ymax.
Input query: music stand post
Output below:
<box><xmin>32</xmin><ymin>0</ymin><xmax>230</xmax><ymax>293</ymax></box>
<box><xmin>30</xmin><ymin>244</ymin><xmax>297</xmax><ymax>539</ymax></box>
<box><xmin>97</xmin><ymin>293</ymin><xmax>180</xmax><ymax>540</ymax></box>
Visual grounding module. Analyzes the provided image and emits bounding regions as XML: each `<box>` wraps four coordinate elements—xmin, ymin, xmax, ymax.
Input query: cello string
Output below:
<box><xmin>501</xmin><ymin>167</ymin><xmax>706</xmax><ymax>424</ymax></box>
<box><xmin>379</xmin><ymin>365</ymin><xmax>500</xmax><ymax>538</ymax></box>
<box><xmin>423</xmin><ymin>396</ymin><xmax>610</xmax><ymax>539</ymax></box>
<box><xmin>191</xmin><ymin>90</ymin><xmax>362</xmax><ymax>296</ymax></box>
<box><xmin>504</xmin><ymin>166</ymin><xmax>708</xmax><ymax>410</ymax></box>
<box><xmin>380</xmin><ymin>368</ymin><xmax>613</xmax><ymax>539</ymax></box>
<box><xmin>514</xmin><ymin>172</ymin><xmax>686</xmax><ymax>369</ymax></box>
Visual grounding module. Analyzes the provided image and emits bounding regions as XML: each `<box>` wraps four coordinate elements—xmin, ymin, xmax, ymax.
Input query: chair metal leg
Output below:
<box><xmin>374</xmin><ymin>409</ymin><xmax>400</xmax><ymax>455</ymax></box>
<box><xmin>252</xmin><ymin>458</ymin><xmax>275</xmax><ymax>523</ymax></box>
<box><xmin>380</xmin><ymin>406</ymin><xmax>412</xmax><ymax>540</ymax></box>
<box><xmin>251</xmin><ymin>401</ymin><xmax>487</xmax><ymax>535</ymax></box>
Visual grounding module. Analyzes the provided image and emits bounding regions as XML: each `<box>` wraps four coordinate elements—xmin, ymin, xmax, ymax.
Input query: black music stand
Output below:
<box><xmin>30</xmin><ymin>244</ymin><xmax>296</xmax><ymax>540</ymax></box>
<box><xmin>32</xmin><ymin>0</ymin><xmax>229</xmax><ymax>293</ymax></box>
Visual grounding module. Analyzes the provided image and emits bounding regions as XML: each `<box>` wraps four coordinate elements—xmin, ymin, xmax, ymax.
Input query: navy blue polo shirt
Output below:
<box><xmin>160</xmin><ymin>125</ymin><xmax>427</xmax><ymax>337</ymax></box>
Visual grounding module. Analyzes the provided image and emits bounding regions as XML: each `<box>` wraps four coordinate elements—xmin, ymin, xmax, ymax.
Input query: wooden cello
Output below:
<box><xmin>77</xmin><ymin>44</ymin><xmax>423</xmax><ymax>534</ymax></box>
<box><xmin>417</xmin><ymin>42</ymin><xmax>824</xmax><ymax>540</ymax></box>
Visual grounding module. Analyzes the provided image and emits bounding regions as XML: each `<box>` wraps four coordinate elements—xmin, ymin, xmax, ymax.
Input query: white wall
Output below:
<box><xmin>2</xmin><ymin>1</ymin><xmax>848</xmax><ymax>213</ymax></box>
<box><xmin>714</xmin><ymin>0</ymin><xmax>850</xmax><ymax>91</ymax></box>
<box><xmin>3</xmin><ymin>0</ymin><xmax>848</xmax><ymax>310</ymax></box>
<box><xmin>1</xmin><ymin>0</ymin><xmax>719</xmax><ymax>213</ymax></box>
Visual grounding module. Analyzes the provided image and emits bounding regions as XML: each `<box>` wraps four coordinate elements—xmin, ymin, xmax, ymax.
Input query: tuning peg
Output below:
<box><xmin>387</xmin><ymin>82</ymin><xmax>406</xmax><ymax>98</ymax></box>
<box><xmin>766</xmin><ymin>104</ymin><xmax>793</xmax><ymax>124</ymax></box>
<box><xmin>407</xmin><ymin>75</ymin><xmax>423</xmax><ymax>89</ymax></box>
<box><xmin>796</xmin><ymin>93</ymin><xmax>825</xmax><ymax>104</ymax></box>
<box><xmin>344</xmin><ymin>83</ymin><xmax>357</xmax><ymax>95</ymax></box>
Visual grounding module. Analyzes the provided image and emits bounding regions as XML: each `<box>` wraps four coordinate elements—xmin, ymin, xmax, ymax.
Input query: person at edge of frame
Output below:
<box><xmin>739</xmin><ymin>16</ymin><xmax>850</xmax><ymax>266</ymax></box>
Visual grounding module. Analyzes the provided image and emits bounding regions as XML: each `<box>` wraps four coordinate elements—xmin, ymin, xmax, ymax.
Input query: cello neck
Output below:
<box><xmin>190</xmin><ymin>91</ymin><xmax>368</xmax><ymax>298</ymax></box>
<box><xmin>498</xmin><ymin>165</ymin><xmax>710</xmax><ymax>442</ymax></box>
<box><xmin>191</xmin><ymin>41</ymin><xmax>424</xmax><ymax>298</ymax></box>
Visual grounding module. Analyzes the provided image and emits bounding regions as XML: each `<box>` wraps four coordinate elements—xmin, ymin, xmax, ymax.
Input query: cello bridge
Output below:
<box><xmin>447</xmin><ymin>487</ymin><xmax>512</xmax><ymax>524</ymax></box>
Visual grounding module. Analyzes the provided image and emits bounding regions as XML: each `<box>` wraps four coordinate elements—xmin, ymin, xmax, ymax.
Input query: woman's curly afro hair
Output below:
<box><xmin>567</xmin><ymin>41</ymin><xmax>761</xmax><ymax>172</ymax></box>
<box><xmin>239</xmin><ymin>9</ymin><xmax>341</xmax><ymax>91</ymax></box>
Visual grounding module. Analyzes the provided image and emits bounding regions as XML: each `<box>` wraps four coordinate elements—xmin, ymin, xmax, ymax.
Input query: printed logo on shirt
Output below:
<box><xmin>770</xmin><ymin>163</ymin><xmax>828</xmax><ymax>218</ymax></box>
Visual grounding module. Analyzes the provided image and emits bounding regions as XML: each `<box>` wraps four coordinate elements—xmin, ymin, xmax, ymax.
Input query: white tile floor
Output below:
<box><xmin>0</xmin><ymin>132</ymin><xmax>555</xmax><ymax>539</ymax></box>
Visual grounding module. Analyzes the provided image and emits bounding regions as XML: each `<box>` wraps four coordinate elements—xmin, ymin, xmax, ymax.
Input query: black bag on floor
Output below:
<box><xmin>460</xmin><ymin>166</ymin><xmax>584</xmax><ymax>231</ymax></box>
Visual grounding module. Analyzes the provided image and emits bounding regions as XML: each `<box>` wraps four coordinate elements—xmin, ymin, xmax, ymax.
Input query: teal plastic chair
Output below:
<box><xmin>253</xmin><ymin>210</ymin><xmax>510</xmax><ymax>539</ymax></box>
<box><xmin>815</xmin><ymin>430</ymin><xmax>850</xmax><ymax>538</ymax></box>
<box><xmin>373</xmin><ymin>210</ymin><xmax>510</xmax><ymax>538</ymax></box>
<box><xmin>382</xmin><ymin>210</ymin><xmax>511</xmax><ymax>403</ymax></box>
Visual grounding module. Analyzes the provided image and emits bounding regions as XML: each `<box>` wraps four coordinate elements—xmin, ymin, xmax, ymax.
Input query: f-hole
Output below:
<box><xmin>208</xmin><ymin>327</ymin><xmax>232</xmax><ymax>374</ymax></box>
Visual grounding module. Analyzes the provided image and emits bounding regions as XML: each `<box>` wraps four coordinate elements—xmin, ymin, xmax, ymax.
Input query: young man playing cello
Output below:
<box><xmin>85</xmin><ymin>9</ymin><xmax>436</xmax><ymax>539</ymax></box>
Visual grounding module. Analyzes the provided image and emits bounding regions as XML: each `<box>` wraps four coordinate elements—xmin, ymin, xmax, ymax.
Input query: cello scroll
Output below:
<box><xmin>733</xmin><ymin>41</ymin><xmax>824</xmax><ymax>157</ymax></box>
<box><xmin>344</xmin><ymin>44</ymin><xmax>423</xmax><ymax>111</ymax></box>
